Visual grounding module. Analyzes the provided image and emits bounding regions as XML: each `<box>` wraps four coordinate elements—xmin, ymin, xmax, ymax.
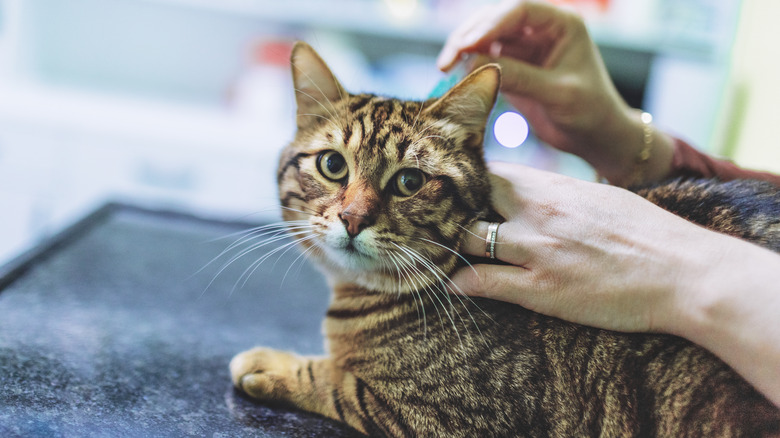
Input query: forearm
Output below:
<box><xmin>596</xmin><ymin>109</ymin><xmax>780</xmax><ymax>187</ymax></box>
<box><xmin>663</xmin><ymin>232</ymin><xmax>780</xmax><ymax>407</ymax></box>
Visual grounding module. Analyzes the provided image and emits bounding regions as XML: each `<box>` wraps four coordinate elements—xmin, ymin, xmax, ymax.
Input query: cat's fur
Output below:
<box><xmin>230</xmin><ymin>42</ymin><xmax>780</xmax><ymax>437</ymax></box>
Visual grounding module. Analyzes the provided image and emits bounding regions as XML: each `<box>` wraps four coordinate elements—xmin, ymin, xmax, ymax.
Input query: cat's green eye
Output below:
<box><xmin>317</xmin><ymin>150</ymin><xmax>348</xmax><ymax>182</ymax></box>
<box><xmin>393</xmin><ymin>168</ymin><xmax>426</xmax><ymax>197</ymax></box>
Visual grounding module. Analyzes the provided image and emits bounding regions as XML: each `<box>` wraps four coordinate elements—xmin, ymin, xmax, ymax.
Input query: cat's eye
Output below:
<box><xmin>317</xmin><ymin>150</ymin><xmax>348</xmax><ymax>181</ymax></box>
<box><xmin>393</xmin><ymin>168</ymin><xmax>426</xmax><ymax>197</ymax></box>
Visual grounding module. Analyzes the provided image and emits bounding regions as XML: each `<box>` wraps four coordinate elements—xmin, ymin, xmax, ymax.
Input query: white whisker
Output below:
<box><xmin>200</xmin><ymin>224</ymin><xmax>315</xmax><ymax>294</ymax></box>
<box><xmin>418</xmin><ymin>237</ymin><xmax>478</xmax><ymax>277</ymax></box>
<box><xmin>234</xmin><ymin>234</ymin><xmax>317</xmax><ymax>292</ymax></box>
<box><xmin>387</xmin><ymin>249</ymin><xmax>429</xmax><ymax>336</ymax></box>
<box><xmin>392</xmin><ymin>243</ymin><xmax>461</xmax><ymax>346</ymax></box>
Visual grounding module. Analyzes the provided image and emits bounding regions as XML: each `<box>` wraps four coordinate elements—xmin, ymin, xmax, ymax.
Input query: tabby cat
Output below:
<box><xmin>229</xmin><ymin>42</ymin><xmax>780</xmax><ymax>437</ymax></box>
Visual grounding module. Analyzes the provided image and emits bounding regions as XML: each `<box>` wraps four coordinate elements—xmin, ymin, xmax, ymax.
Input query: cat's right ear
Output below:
<box><xmin>291</xmin><ymin>42</ymin><xmax>347</xmax><ymax>129</ymax></box>
<box><xmin>424</xmin><ymin>64</ymin><xmax>501</xmax><ymax>150</ymax></box>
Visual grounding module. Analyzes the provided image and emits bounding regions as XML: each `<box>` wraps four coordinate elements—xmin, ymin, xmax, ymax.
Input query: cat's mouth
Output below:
<box><xmin>317</xmin><ymin>233</ymin><xmax>382</xmax><ymax>271</ymax></box>
<box><xmin>343</xmin><ymin>240</ymin><xmax>358</xmax><ymax>254</ymax></box>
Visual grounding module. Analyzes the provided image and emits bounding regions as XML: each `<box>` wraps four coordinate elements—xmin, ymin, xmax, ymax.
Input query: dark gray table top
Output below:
<box><xmin>0</xmin><ymin>204</ymin><xmax>362</xmax><ymax>437</ymax></box>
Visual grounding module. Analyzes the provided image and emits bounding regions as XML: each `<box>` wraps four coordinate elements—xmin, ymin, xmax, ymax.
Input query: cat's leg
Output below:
<box><xmin>230</xmin><ymin>347</ymin><xmax>400</xmax><ymax>436</ymax></box>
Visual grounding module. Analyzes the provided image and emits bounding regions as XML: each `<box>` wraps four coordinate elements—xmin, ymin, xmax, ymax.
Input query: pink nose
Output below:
<box><xmin>339</xmin><ymin>211</ymin><xmax>373</xmax><ymax>238</ymax></box>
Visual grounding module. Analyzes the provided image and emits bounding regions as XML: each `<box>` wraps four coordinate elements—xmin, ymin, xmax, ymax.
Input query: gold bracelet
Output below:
<box><xmin>633</xmin><ymin>111</ymin><xmax>654</xmax><ymax>186</ymax></box>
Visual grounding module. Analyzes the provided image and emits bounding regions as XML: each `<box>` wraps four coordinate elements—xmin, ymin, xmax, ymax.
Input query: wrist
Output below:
<box><xmin>665</xmin><ymin>234</ymin><xmax>780</xmax><ymax>406</ymax></box>
<box><xmin>660</xmin><ymin>228</ymin><xmax>780</xmax><ymax>354</ymax></box>
<box><xmin>587</xmin><ymin>107</ymin><xmax>675</xmax><ymax>187</ymax></box>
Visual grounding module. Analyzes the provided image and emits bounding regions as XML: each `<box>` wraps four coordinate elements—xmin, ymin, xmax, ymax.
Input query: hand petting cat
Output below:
<box><xmin>449</xmin><ymin>162</ymin><xmax>780</xmax><ymax>408</ymax></box>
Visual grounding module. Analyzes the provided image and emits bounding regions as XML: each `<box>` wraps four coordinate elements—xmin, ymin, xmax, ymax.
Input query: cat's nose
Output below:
<box><xmin>339</xmin><ymin>211</ymin><xmax>373</xmax><ymax>238</ymax></box>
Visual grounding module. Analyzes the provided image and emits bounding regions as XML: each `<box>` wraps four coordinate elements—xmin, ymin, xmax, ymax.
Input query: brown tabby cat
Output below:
<box><xmin>229</xmin><ymin>42</ymin><xmax>780</xmax><ymax>437</ymax></box>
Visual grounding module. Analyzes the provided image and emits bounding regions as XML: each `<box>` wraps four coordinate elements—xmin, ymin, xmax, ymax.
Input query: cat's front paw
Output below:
<box><xmin>230</xmin><ymin>347</ymin><xmax>302</xmax><ymax>402</ymax></box>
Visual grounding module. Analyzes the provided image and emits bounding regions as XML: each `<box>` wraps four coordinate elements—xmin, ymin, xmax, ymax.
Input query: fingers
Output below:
<box><xmin>460</xmin><ymin>220</ymin><xmax>497</xmax><ymax>259</ymax></box>
<box><xmin>449</xmin><ymin>263</ymin><xmax>535</xmax><ymax>305</ymax></box>
<box><xmin>437</xmin><ymin>0</ymin><xmax>528</xmax><ymax>71</ymax></box>
<box><xmin>460</xmin><ymin>218</ymin><xmax>533</xmax><ymax>268</ymax></box>
<box><xmin>458</xmin><ymin>164</ymin><xmax>536</xmax><ymax>260</ymax></box>
<box><xmin>437</xmin><ymin>0</ymin><xmax>574</xmax><ymax>72</ymax></box>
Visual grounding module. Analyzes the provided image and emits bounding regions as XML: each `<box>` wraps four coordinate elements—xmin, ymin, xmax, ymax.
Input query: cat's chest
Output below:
<box><xmin>323</xmin><ymin>293</ymin><xmax>530</xmax><ymax>372</ymax></box>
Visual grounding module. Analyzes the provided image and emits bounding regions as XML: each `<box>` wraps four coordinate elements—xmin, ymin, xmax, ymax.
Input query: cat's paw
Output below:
<box><xmin>229</xmin><ymin>347</ymin><xmax>302</xmax><ymax>402</ymax></box>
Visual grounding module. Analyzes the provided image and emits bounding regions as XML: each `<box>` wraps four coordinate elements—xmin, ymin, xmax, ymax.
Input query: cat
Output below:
<box><xmin>229</xmin><ymin>41</ymin><xmax>780</xmax><ymax>437</ymax></box>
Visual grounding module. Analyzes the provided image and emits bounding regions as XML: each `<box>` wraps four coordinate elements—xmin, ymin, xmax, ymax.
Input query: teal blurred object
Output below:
<box><xmin>427</xmin><ymin>54</ymin><xmax>473</xmax><ymax>98</ymax></box>
<box><xmin>427</xmin><ymin>72</ymin><xmax>460</xmax><ymax>98</ymax></box>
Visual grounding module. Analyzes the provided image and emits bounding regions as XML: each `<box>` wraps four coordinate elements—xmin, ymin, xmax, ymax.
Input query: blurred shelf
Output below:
<box><xmin>143</xmin><ymin>0</ymin><xmax>724</xmax><ymax>60</ymax></box>
<box><xmin>144</xmin><ymin>0</ymin><xmax>457</xmax><ymax>43</ymax></box>
<box><xmin>0</xmin><ymin>81</ymin><xmax>292</xmax><ymax>154</ymax></box>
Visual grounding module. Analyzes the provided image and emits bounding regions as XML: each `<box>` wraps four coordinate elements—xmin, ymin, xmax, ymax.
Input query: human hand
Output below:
<box><xmin>437</xmin><ymin>0</ymin><xmax>674</xmax><ymax>186</ymax></box>
<box><xmin>450</xmin><ymin>161</ymin><xmax>710</xmax><ymax>333</ymax></box>
<box><xmin>451</xmin><ymin>161</ymin><xmax>780</xmax><ymax>407</ymax></box>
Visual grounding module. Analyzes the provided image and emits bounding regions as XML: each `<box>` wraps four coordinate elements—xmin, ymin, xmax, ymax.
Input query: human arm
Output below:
<box><xmin>437</xmin><ymin>0</ymin><xmax>674</xmax><ymax>186</ymax></box>
<box><xmin>438</xmin><ymin>0</ymin><xmax>780</xmax><ymax>188</ymax></box>
<box><xmin>670</xmin><ymin>138</ymin><xmax>780</xmax><ymax>186</ymax></box>
<box><xmin>450</xmin><ymin>162</ymin><xmax>780</xmax><ymax>407</ymax></box>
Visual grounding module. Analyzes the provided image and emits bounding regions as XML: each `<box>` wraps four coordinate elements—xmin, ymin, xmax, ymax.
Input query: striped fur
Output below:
<box><xmin>230</xmin><ymin>42</ymin><xmax>780</xmax><ymax>437</ymax></box>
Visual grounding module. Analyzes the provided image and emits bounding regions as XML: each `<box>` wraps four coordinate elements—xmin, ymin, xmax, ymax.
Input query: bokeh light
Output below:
<box><xmin>493</xmin><ymin>111</ymin><xmax>529</xmax><ymax>148</ymax></box>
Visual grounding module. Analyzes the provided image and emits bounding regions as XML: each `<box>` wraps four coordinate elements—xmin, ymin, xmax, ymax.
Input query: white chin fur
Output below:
<box><xmin>310</xmin><ymin>227</ymin><xmax>422</xmax><ymax>294</ymax></box>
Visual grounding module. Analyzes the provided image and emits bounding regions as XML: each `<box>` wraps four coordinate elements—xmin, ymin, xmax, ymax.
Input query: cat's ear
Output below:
<box><xmin>290</xmin><ymin>41</ymin><xmax>347</xmax><ymax>129</ymax></box>
<box><xmin>424</xmin><ymin>64</ymin><xmax>501</xmax><ymax>149</ymax></box>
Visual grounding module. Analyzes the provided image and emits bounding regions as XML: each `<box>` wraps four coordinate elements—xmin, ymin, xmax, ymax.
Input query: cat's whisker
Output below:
<box><xmin>412</xmin><ymin>242</ymin><xmax>495</xmax><ymax>338</ymax></box>
<box><xmin>204</xmin><ymin>227</ymin><xmax>316</xmax><ymax>294</ymax></box>
<box><xmin>290</xmin><ymin>81</ymin><xmax>344</xmax><ymax>132</ymax></box>
<box><xmin>238</xmin><ymin>235</ymin><xmax>319</xmax><ymax>291</ymax></box>
<box><xmin>400</xmin><ymin>257</ymin><xmax>440</xmax><ymax>338</ymax></box>
<box><xmin>271</xmin><ymin>232</ymin><xmax>319</xmax><ymax>281</ymax></box>
<box><xmin>435</xmin><ymin>279</ymin><xmax>491</xmax><ymax>349</ymax></box>
<box><xmin>234</xmin><ymin>234</ymin><xmax>318</xmax><ymax>293</ymax></box>
<box><xmin>392</xmin><ymin>243</ymin><xmax>463</xmax><ymax>347</ymax></box>
<box><xmin>407</xmin><ymin>134</ymin><xmax>447</xmax><ymax>152</ymax></box>
<box><xmin>281</xmin><ymin>240</ymin><xmax>320</xmax><ymax>287</ymax></box>
<box><xmin>396</xmin><ymin>242</ymin><xmax>491</xmax><ymax>349</ymax></box>
<box><xmin>388</xmin><ymin>253</ymin><xmax>425</xmax><ymax>326</ymax></box>
<box><xmin>295</xmin><ymin>112</ymin><xmax>344</xmax><ymax>135</ymax></box>
<box><xmin>411</xmin><ymin>120</ymin><xmax>439</xmax><ymax>142</ymax></box>
<box><xmin>456</xmin><ymin>222</ymin><xmax>486</xmax><ymax>241</ymax></box>
<box><xmin>387</xmin><ymin>249</ymin><xmax>430</xmax><ymax>336</ymax></box>
<box><xmin>280</xmin><ymin>205</ymin><xmax>319</xmax><ymax>217</ymax></box>
<box><xmin>401</xmin><ymin>248</ymin><xmax>462</xmax><ymax>322</ymax></box>
<box><xmin>195</xmin><ymin>221</ymin><xmax>313</xmax><ymax>283</ymax></box>
<box><xmin>417</xmin><ymin>237</ymin><xmax>478</xmax><ymax>277</ymax></box>
<box><xmin>382</xmin><ymin>250</ymin><xmax>404</xmax><ymax>294</ymax></box>
<box><xmin>222</xmin><ymin>224</ymin><xmax>312</xmax><ymax>254</ymax></box>
<box><xmin>291</xmin><ymin>53</ymin><xmax>347</xmax><ymax>116</ymax></box>
<box><xmin>418</xmin><ymin>237</ymin><xmax>494</xmax><ymax>321</ymax></box>
<box><xmin>224</xmin><ymin>227</ymin><xmax>314</xmax><ymax>268</ymax></box>
<box><xmin>203</xmin><ymin>220</ymin><xmax>309</xmax><ymax>246</ymax></box>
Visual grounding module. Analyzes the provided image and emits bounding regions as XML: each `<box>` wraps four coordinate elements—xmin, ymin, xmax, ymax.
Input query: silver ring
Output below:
<box><xmin>485</xmin><ymin>222</ymin><xmax>500</xmax><ymax>259</ymax></box>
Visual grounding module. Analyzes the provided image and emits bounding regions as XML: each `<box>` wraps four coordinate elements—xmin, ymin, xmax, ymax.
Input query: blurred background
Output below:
<box><xmin>0</xmin><ymin>0</ymin><xmax>778</xmax><ymax>265</ymax></box>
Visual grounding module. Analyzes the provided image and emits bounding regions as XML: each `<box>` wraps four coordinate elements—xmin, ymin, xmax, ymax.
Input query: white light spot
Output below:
<box><xmin>384</xmin><ymin>0</ymin><xmax>418</xmax><ymax>20</ymax></box>
<box><xmin>494</xmin><ymin>112</ymin><xmax>529</xmax><ymax>148</ymax></box>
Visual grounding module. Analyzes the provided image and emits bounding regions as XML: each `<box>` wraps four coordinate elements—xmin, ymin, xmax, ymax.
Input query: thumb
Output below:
<box><xmin>449</xmin><ymin>263</ymin><xmax>536</xmax><ymax>306</ymax></box>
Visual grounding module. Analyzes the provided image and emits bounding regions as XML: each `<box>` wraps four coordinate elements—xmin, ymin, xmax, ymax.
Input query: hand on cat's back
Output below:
<box><xmin>450</xmin><ymin>161</ymin><xmax>780</xmax><ymax>408</ymax></box>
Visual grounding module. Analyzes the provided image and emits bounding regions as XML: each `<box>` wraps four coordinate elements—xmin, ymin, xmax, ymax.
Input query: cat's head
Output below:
<box><xmin>278</xmin><ymin>42</ymin><xmax>499</xmax><ymax>293</ymax></box>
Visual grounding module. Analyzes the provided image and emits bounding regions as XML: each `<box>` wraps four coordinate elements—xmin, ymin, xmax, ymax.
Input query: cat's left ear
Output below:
<box><xmin>424</xmin><ymin>64</ymin><xmax>501</xmax><ymax>149</ymax></box>
<box><xmin>290</xmin><ymin>41</ymin><xmax>348</xmax><ymax>129</ymax></box>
